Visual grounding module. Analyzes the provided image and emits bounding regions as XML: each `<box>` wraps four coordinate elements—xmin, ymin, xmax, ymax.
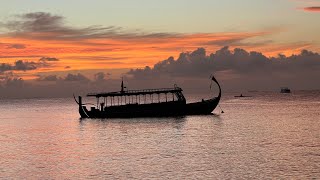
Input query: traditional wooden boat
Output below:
<box><xmin>75</xmin><ymin>75</ymin><xmax>221</xmax><ymax>118</ymax></box>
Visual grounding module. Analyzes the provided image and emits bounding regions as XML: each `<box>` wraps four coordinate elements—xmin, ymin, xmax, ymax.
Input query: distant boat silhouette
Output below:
<box><xmin>280</xmin><ymin>87</ymin><xmax>291</xmax><ymax>93</ymax></box>
<box><xmin>234</xmin><ymin>94</ymin><xmax>252</xmax><ymax>98</ymax></box>
<box><xmin>75</xmin><ymin>75</ymin><xmax>222</xmax><ymax>118</ymax></box>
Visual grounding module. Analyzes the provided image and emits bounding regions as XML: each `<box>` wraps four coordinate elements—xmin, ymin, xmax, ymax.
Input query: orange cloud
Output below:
<box><xmin>0</xmin><ymin>31</ymin><xmax>313</xmax><ymax>79</ymax></box>
<box><xmin>0</xmin><ymin>12</ymin><xmax>317</xmax><ymax>80</ymax></box>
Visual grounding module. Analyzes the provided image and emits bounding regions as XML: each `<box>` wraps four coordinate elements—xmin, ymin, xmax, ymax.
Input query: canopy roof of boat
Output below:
<box><xmin>87</xmin><ymin>87</ymin><xmax>183</xmax><ymax>97</ymax></box>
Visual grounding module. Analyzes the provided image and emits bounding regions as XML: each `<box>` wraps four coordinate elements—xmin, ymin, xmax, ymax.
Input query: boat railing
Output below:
<box><xmin>125</xmin><ymin>87</ymin><xmax>181</xmax><ymax>93</ymax></box>
<box><xmin>87</xmin><ymin>87</ymin><xmax>182</xmax><ymax>97</ymax></box>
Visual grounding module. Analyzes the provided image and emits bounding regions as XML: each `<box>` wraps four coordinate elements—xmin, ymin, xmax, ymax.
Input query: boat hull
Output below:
<box><xmin>79</xmin><ymin>97</ymin><xmax>220</xmax><ymax>118</ymax></box>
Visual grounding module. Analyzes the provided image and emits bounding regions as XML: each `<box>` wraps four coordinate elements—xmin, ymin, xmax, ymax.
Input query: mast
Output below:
<box><xmin>121</xmin><ymin>77</ymin><xmax>125</xmax><ymax>94</ymax></box>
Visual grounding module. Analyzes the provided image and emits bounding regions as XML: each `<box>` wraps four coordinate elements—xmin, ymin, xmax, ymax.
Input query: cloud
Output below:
<box><xmin>0</xmin><ymin>11</ymin><xmax>304</xmax><ymax>77</ymax></box>
<box><xmin>0</xmin><ymin>73</ymin><xmax>92</xmax><ymax>98</ymax></box>
<box><xmin>39</xmin><ymin>57</ymin><xmax>59</xmax><ymax>62</ymax></box>
<box><xmin>0</xmin><ymin>72</ymin><xmax>121</xmax><ymax>98</ymax></box>
<box><xmin>37</xmin><ymin>74</ymin><xmax>59</xmax><ymax>81</ymax></box>
<box><xmin>1</xmin><ymin>12</ymin><xmax>178</xmax><ymax>41</ymax></box>
<box><xmin>0</xmin><ymin>12</ymin><xmax>280</xmax><ymax>45</ymax></box>
<box><xmin>0</xmin><ymin>55</ymin><xmax>43</xmax><ymax>59</ymax></box>
<box><xmin>1</xmin><ymin>45</ymin><xmax>320</xmax><ymax>99</ymax></box>
<box><xmin>0</xmin><ymin>57</ymin><xmax>60</xmax><ymax>73</ymax></box>
<box><xmin>0</xmin><ymin>11</ymin><xmax>318</xmax><ymax>91</ymax></box>
<box><xmin>0</xmin><ymin>60</ymin><xmax>37</xmax><ymax>73</ymax></box>
<box><xmin>303</xmin><ymin>6</ymin><xmax>320</xmax><ymax>12</ymax></box>
<box><xmin>38</xmin><ymin>72</ymin><xmax>111</xmax><ymax>82</ymax></box>
<box><xmin>64</xmin><ymin>73</ymin><xmax>89</xmax><ymax>82</ymax></box>
<box><xmin>128</xmin><ymin>47</ymin><xmax>320</xmax><ymax>77</ymax></box>
<box><xmin>37</xmin><ymin>73</ymin><xmax>90</xmax><ymax>83</ymax></box>
<box><xmin>14</xmin><ymin>60</ymin><xmax>38</xmax><ymax>71</ymax></box>
<box><xmin>4</xmin><ymin>77</ymin><xmax>25</xmax><ymax>88</ymax></box>
<box><xmin>7</xmin><ymin>43</ymin><xmax>26</xmax><ymax>49</ymax></box>
<box><xmin>64</xmin><ymin>56</ymin><xmax>129</xmax><ymax>61</ymax></box>
<box><xmin>127</xmin><ymin>47</ymin><xmax>320</xmax><ymax>91</ymax></box>
<box><xmin>0</xmin><ymin>43</ymin><xmax>26</xmax><ymax>49</ymax></box>
<box><xmin>0</xmin><ymin>63</ymin><xmax>12</xmax><ymax>73</ymax></box>
<box><xmin>94</xmin><ymin>72</ymin><xmax>106</xmax><ymax>81</ymax></box>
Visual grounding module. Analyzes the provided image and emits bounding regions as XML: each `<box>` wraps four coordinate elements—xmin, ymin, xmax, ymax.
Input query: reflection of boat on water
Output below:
<box><xmin>280</xmin><ymin>87</ymin><xmax>291</xmax><ymax>93</ymax></box>
<box><xmin>80</xmin><ymin>116</ymin><xmax>187</xmax><ymax>129</ymax></box>
<box><xmin>234</xmin><ymin>94</ymin><xmax>252</xmax><ymax>98</ymax></box>
<box><xmin>75</xmin><ymin>75</ymin><xmax>221</xmax><ymax>118</ymax></box>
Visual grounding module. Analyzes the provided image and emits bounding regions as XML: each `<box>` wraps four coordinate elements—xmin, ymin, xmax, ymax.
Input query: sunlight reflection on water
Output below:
<box><xmin>0</xmin><ymin>91</ymin><xmax>319</xmax><ymax>179</ymax></box>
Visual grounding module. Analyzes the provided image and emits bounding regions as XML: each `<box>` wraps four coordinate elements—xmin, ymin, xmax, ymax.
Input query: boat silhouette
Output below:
<box><xmin>75</xmin><ymin>75</ymin><xmax>221</xmax><ymax>118</ymax></box>
<box><xmin>234</xmin><ymin>94</ymin><xmax>252</xmax><ymax>98</ymax></box>
<box><xmin>280</xmin><ymin>87</ymin><xmax>291</xmax><ymax>93</ymax></box>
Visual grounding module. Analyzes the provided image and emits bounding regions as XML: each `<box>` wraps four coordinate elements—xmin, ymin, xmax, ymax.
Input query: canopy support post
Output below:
<box><xmin>97</xmin><ymin>97</ymin><xmax>99</xmax><ymax>108</ymax></box>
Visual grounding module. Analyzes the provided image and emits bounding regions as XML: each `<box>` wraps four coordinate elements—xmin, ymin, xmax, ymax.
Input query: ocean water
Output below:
<box><xmin>0</xmin><ymin>91</ymin><xmax>319</xmax><ymax>179</ymax></box>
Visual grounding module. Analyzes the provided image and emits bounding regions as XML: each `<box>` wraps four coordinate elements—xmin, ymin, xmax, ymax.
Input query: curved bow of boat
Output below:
<box><xmin>73</xmin><ymin>94</ymin><xmax>80</xmax><ymax>105</ymax></box>
<box><xmin>211</xmin><ymin>74</ymin><xmax>222</xmax><ymax>100</ymax></box>
<box><xmin>184</xmin><ymin>75</ymin><xmax>221</xmax><ymax>115</ymax></box>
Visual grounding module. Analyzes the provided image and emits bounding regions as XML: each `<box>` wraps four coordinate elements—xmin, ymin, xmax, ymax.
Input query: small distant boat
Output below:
<box><xmin>234</xmin><ymin>94</ymin><xmax>252</xmax><ymax>98</ymax></box>
<box><xmin>280</xmin><ymin>87</ymin><xmax>291</xmax><ymax>93</ymax></box>
<box><xmin>75</xmin><ymin>75</ymin><xmax>222</xmax><ymax>118</ymax></box>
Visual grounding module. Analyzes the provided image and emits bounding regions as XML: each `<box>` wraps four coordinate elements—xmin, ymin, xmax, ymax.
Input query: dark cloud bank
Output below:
<box><xmin>1</xmin><ymin>47</ymin><xmax>320</xmax><ymax>99</ymax></box>
<box><xmin>126</xmin><ymin>47</ymin><xmax>320</xmax><ymax>91</ymax></box>
<box><xmin>0</xmin><ymin>12</ymin><xmax>178</xmax><ymax>41</ymax></box>
<box><xmin>0</xmin><ymin>57</ymin><xmax>59</xmax><ymax>74</ymax></box>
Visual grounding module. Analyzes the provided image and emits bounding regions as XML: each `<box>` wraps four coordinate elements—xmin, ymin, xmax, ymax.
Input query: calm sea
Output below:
<box><xmin>0</xmin><ymin>91</ymin><xmax>319</xmax><ymax>179</ymax></box>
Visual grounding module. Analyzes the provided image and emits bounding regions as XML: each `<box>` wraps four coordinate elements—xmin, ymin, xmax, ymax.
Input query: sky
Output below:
<box><xmin>0</xmin><ymin>0</ymin><xmax>320</xmax><ymax>97</ymax></box>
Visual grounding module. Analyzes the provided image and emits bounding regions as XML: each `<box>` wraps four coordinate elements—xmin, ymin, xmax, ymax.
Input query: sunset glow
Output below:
<box><xmin>0</xmin><ymin>0</ymin><xmax>319</xmax><ymax>80</ymax></box>
<box><xmin>1</xmin><ymin>29</ymin><xmax>317</xmax><ymax>79</ymax></box>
